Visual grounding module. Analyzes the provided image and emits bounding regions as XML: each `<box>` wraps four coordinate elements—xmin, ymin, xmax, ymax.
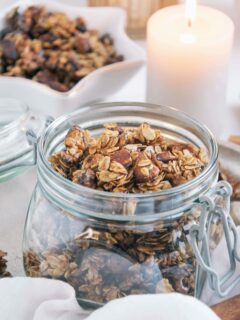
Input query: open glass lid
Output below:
<box><xmin>0</xmin><ymin>98</ymin><xmax>45</xmax><ymax>182</ymax></box>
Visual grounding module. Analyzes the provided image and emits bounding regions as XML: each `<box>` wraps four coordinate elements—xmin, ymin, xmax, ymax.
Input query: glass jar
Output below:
<box><xmin>0</xmin><ymin>98</ymin><xmax>44</xmax><ymax>183</ymax></box>
<box><xmin>23</xmin><ymin>102</ymin><xmax>234</xmax><ymax>308</ymax></box>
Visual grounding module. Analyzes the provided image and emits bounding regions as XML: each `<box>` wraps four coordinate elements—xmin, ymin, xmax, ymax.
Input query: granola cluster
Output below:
<box><xmin>24</xmin><ymin>207</ymin><xmax>198</xmax><ymax>305</ymax></box>
<box><xmin>49</xmin><ymin>122</ymin><xmax>208</xmax><ymax>193</ymax></box>
<box><xmin>0</xmin><ymin>250</ymin><xmax>11</xmax><ymax>278</ymax></box>
<box><xmin>0</xmin><ymin>6</ymin><xmax>123</xmax><ymax>92</ymax></box>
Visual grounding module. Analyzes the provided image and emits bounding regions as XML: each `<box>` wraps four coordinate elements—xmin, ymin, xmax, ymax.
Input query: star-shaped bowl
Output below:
<box><xmin>0</xmin><ymin>0</ymin><xmax>146</xmax><ymax>117</ymax></box>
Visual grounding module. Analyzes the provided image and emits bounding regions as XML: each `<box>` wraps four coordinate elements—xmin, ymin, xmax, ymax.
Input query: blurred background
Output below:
<box><xmin>0</xmin><ymin>0</ymin><xmax>177</xmax><ymax>38</ymax></box>
<box><xmin>0</xmin><ymin>0</ymin><xmax>238</xmax><ymax>41</ymax></box>
<box><xmin>89</xmin><ymin>0</ymin><xmax>177</xmax><ymax>37</ymax></box>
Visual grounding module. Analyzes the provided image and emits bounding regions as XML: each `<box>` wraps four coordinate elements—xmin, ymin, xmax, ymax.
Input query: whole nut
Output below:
<box><xmin>134</xmin><ymin>153</ymin><xmax>160</xmax><ymax>183</ymax></box>
<box><xmin>111</xmin><ymin>149</ymin><xmax>132</xmax><ymax>168</ymax></box>
<box><xmin>156</xmin><ymin>151</ymin><xmax>176</xmax><ymax>163</ymax></box>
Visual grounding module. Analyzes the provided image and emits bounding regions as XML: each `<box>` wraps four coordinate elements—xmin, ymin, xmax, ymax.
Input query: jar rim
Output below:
<box><xmin>38</xmin><ymin>102</ymin><xmax>218</xmax><ymax>202</ymax></box>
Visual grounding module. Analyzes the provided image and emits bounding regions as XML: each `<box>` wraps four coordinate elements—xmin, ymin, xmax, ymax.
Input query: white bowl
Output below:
<box><xmin>0</xmin><ymin>0</ymin><xmax>146</xmax><ymax>117</ymax></box>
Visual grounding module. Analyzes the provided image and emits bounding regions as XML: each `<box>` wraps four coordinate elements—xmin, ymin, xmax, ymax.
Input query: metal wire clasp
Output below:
<box><xmin>190</xmin><ymin>181</ymin><xmax>240</xmax><ymax>298</ymax></box>
<box><xmin>25</xmin><ymin>115</ymin><xmax>54</xmax><ymax>166</ymax></box>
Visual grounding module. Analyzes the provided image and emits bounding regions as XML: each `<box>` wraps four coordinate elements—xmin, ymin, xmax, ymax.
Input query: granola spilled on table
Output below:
<box><xmin>0</xmin><ymin>6</ymin><xmax>123</xmax><ymax>92</ymax></box>
<box><xmin>49</xmin><ymin>122</ymin><xmax>208</xmax><ymax>192</ymax></box>
<box><xmin>0</xmin><ymin>250</ymin><xmax>11</xmax><ymax>278</ymax></box>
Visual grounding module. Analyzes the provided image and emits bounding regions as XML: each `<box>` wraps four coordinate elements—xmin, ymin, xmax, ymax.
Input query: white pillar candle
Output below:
<box><xmin>147</xmin><ymin>2</ymin><xmax>234</xmax><ymax>138</ymax></box>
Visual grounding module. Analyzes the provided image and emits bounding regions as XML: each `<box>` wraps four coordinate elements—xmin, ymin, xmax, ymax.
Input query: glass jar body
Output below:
<box><xmin>23</xmin><ymin>184</ymin><xmax>204</xmax><ymax>307</ymax></box>
<box><xmin>23</xmin><ymin>102</ymin><xmax>220</xmax><ymax>308</ymax></box>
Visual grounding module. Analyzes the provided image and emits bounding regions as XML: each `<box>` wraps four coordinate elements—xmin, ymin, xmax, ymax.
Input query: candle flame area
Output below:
<box><xmin>180</xmin><ymin>33</ymin><xmax>196</xmax><ymax>44</ymax></box>
<box><xmin>185</xmin><ymin>0</ymin><xmax>197</xmax><ymax>27</ymax></box>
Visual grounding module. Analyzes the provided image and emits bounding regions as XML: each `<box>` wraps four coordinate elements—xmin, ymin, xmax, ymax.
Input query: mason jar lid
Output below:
<box><xmin>0</xmin><ymin>98</ymin><xmax>45</xmax><ymax>182</ymax></box>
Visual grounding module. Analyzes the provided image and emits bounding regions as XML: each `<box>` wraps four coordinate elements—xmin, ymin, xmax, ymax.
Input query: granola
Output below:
<box><xmin>49</xmin><ymin>122</ymin><xmax>208</xmax><ymax>193</ymax></box>
<box><xmin>0</xmin><ymin>6</ymin><xmax>123</xmax><ymax>92</ymax></box>
<box><xmin>24</xmin><ymin>207</ymin><xmax>198</xmax><ymax>305</ymax></box>
<box><xmin>0</xmin><ymin>250</ymin><xmax>11</xmax><ymax>278</ymax></box>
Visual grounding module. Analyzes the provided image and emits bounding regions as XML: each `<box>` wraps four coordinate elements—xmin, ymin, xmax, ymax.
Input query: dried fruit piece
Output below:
<box><xmin>73</xmin><ymin>169</ymin><xmax>96</xmax><ymax>188</ymax></box>
<box><xmin>34</xmin><ymin>70</ymin><xmax>68</xmax><ymax>92</ymax></box>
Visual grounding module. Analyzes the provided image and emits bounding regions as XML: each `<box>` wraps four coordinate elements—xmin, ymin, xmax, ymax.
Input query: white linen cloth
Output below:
<box><xmin>1</xmin><ymin>228</ymin><xmax>240</xmax><ymax>320</ymax></box>
<box><xmin>0</xmin><ymin>278</ymin><xmax>220</xmax><ymax>320</ymax></box>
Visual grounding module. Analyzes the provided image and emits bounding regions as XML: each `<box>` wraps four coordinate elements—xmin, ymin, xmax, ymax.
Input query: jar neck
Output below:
<box><xmin>38</xmin><ymin>161</ymin><xmax>218</xmax><ymax>223</ymax></box>
<box><xmin>37</xmin><ymin>102</ymin><xmax>219</xmax><ymax>223</ymax></box>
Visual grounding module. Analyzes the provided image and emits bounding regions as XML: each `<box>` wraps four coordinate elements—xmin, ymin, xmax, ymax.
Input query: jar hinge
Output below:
<box><xmin>190</xmin><ymin>181</ymin><xmax>240</xmax><ymax>298</ymax></box>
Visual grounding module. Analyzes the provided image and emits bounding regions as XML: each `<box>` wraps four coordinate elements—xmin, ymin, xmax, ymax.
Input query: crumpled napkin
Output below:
<box><xmin>0</xmin><ymin>278</ymin><xmax>219</xmax><ymax>320</ymax></box>
<box><xmin>87</xmin><ymin>294</ymin><xmax>220</xmax><ymax>320</ymax></box>
<box><xmin>0</xmin><ymin>278</ymin><xmax>88</xmax><ymax>320</ymax></box>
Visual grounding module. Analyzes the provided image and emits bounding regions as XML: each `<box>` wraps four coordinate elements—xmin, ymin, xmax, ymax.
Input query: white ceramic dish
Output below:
<box><xmin>0</xmin><ymin>0</ymin><xmax>146</xmax><ymax>117</ymax></box>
